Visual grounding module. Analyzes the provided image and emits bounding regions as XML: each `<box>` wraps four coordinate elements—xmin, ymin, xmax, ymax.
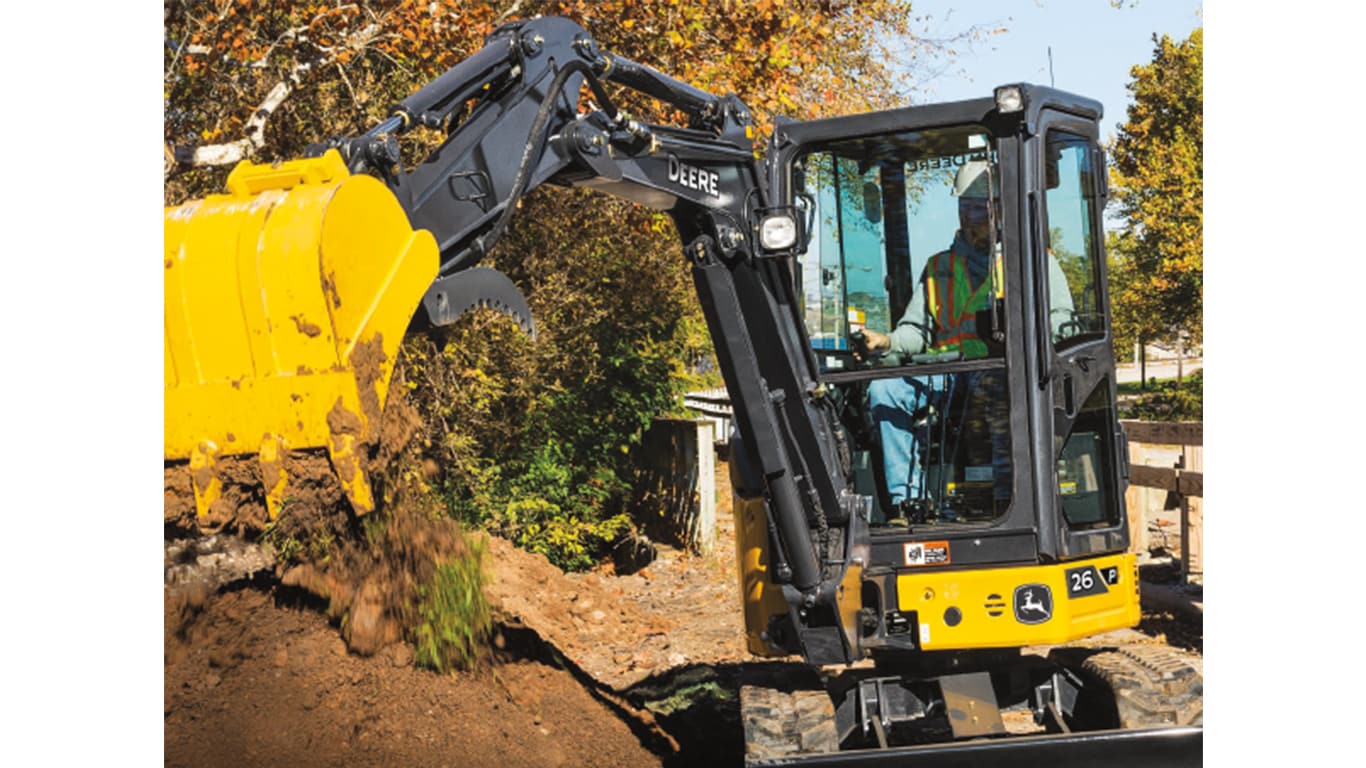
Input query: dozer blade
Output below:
<box><xmin>165</xmin><ymin>150</ymin><xmax>438</xmax><ymax>524</ymax></box>
<box><xmin>748</xmin><ymin>727</ymin><xmax>1202</xmax><ymax>767</ymax></box>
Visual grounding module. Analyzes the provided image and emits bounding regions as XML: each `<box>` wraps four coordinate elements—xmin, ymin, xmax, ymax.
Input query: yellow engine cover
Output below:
<box><xmin>164</xmin><ymin>150</ymin><xmax>438</xmax><ymax>517</ymax></box>
<box><xmin>896</xmin><ymin>553</ymin><xmax>1141</xmax><ymax>650</ymax></box>
<box><xmin>733</xmin><ymin>480</ymin><xmax>1140</xmax><ymax>656</ymax></box>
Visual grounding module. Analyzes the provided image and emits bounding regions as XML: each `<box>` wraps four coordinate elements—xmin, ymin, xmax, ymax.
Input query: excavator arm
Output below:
<box><xmin>353</xmin><ymin>16</ymin><xmax>853</xmax><ymax>626</ymax></box>
<box><xmin>167</xmin><ymin>15</ymin><xmax>850</xmax><ymax>623</ymax></box>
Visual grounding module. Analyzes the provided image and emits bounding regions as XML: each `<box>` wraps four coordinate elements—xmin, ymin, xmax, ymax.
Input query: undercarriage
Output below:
<box><xmin>740</xmin><ymin>641</ymin><xmax>1202</xmax><ymax>764</ymax></box>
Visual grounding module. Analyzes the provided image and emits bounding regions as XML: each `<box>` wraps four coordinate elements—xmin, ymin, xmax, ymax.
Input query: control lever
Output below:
<box><xmin>850</xmin><ymin>329</ymin><xmax>882</xmax><ymax>363</ymax></box>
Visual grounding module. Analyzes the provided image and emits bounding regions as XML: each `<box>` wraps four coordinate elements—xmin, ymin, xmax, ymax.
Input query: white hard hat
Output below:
<box><xmin>953</xmin><ymin>161</ymin><xmax>993</xmax><ymax>199</ymax></box>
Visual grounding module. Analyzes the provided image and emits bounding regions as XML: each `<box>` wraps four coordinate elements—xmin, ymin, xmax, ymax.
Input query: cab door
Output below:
<box><xmin>1030</xmin><ymin>111</ymin><xmax>1129</xmax><ymax>559</ymax></box>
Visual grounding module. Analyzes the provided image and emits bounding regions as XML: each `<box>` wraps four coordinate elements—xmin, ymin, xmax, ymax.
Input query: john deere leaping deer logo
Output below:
<box><xmin>1013</xmin><ymin>584</ymin><xmax>1053</xmax><ymax>625</ymax></box>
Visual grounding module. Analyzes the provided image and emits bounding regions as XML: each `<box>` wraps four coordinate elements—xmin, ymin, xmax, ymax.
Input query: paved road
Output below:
<box><xmin>1115</xmin><ymin>358</ymin><xmax>1202</xmax><ymax>385</ymax></box>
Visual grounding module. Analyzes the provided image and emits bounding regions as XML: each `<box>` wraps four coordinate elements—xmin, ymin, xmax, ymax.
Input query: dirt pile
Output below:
<box><xmin>164</xmin><ymin>588</ymin><xmax>662</xmax><ymax>768</ymax></box>
<box><xmin>163</xmin><ymin>459</ymin><xmax>749</xmax><ymax>767</ymax></box>
<box><xmin>479</xmin><ymin>462</ymin><xmax>745</xmax><ymax>691</ymax></box>
<box><xmin>161</xmin><ymin>449</ymin><xmax>745</xmax><ymax>766</ymax></box>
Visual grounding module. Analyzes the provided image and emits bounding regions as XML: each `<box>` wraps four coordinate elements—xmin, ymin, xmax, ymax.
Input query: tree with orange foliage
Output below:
<box><xmin>165</xmin><ymin>1</ymin><xmax>996</xmax><ymax>192</ymax></box>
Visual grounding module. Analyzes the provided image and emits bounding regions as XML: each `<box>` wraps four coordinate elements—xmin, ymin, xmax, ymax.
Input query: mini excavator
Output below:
<box><xmin>164</xmin><ymin>16</ymin><xmax>1202</xmax><ymax>765</ymax></box>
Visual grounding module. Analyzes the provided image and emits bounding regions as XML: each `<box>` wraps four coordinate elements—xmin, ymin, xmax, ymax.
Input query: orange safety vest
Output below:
<box><xmin>923</xmin><ymin>247</ymin><xmax>1005</xmax><ymax>359</ymax></box>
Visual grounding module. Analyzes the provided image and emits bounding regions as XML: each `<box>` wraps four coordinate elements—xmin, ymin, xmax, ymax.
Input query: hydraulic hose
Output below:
<box><xmin>443</xmin><ymin>58</ymin><xmax>618</xmax><ymax>275</ymax></box>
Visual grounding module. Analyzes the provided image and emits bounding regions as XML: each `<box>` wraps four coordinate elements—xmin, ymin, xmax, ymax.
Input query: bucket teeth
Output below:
<box><xmin>328</xmin><ymin>427</ymin><xmax>375</xmax><ymax>516</ymax></box>
<box><xmin>190</xmin><ymin>441</ymin><xmax>223</xmax><ymax>524</ymax></box>
<box><xmin>259</xmin><ymin>435</ymin><xmax>290</xmax><ymax>520</ymax></box>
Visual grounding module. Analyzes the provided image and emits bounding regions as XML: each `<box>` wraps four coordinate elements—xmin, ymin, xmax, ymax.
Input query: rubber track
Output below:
<box><xmin>740</xmin><ymin>685</ymin><xmax>839</xmax><ymax>762</ymax></box>
<box><xmin>1079</xmin><ymin>644</ymin><xmax>1203</xmax><ymax>729</ymax></box>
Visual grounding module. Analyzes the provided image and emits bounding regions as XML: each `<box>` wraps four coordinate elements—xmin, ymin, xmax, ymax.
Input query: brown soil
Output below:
<box><xmin>164</xmin><ymin>589</ymin><xmax>660</xmax><ymax>768</ymax></box>
<box><xmin>164</xmin><ymin>460</ymin><xmax>748</xmax><ymax>767</ymax></box>
<box><xmin>164</xmin><ymin>452</ymin><xmax>347</xmax><ymax>536</ymax></box>
<box><xmin>164</xmin><ymin>464</ymin><xmax>196</xmax><ymax>527</ymax></box>
<box><xmin>480</xmin><ymin>498</ymin><xmax>747</xmax><ymax>692</ymax></box>
<box><xmin>165</xmin><ymin>457</ymin><xmax>1203</xmax><ymax>766</ymax></box>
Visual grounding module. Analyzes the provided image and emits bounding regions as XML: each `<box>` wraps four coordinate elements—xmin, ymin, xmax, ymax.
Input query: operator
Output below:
<box><xmin>856</xmin><ymin>161</ymin><xmax>1074</xmax><ymax>517</ymax></box>
<box><xmin>859</xmin><ymin>159</ymin><xmax>1004</xmax><ymax>363</ymax></box>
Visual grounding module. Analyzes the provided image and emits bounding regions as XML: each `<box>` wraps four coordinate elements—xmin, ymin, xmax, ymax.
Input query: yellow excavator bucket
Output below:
<box><xmin>165</xmin><ymin>150</ymin><xmax>437</xmax><ymax>523</ymax></box>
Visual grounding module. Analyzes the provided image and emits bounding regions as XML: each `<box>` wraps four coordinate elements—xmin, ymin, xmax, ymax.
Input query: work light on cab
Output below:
<box><xmin>994</xmin><ymin>84</ymin><xmax>1025</xmax><ymax>113</ymax></box>
<box><xmin>759</xmin><ymin>212</ymin><xmax>797</xmax><ymax>250</ymax></box>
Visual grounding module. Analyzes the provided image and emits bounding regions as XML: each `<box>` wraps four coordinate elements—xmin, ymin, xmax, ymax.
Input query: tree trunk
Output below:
<box><xmin>1139</xmin><ymin>343</ymin><xmax>1147</xmax><ymax>391</ymax></box>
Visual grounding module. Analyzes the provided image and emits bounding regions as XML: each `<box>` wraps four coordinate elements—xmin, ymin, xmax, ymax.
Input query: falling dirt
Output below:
<box><xmin>366</xmin><ymin>377</ymin><xmax>424</xmax><ymax>477</ymax></box>
<box><xmin>277</xmin><ymin>499</ymin><xmax>481</xmax><ymax>657</ymax></box>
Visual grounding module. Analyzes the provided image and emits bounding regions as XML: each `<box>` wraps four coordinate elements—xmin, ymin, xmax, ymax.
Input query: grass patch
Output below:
<box><xmin>642</xmin><ymin>678</ymin><xmax>734</xmax><ymax>717</ymax></box>
<box><xmin>413</xmin><ymin>537</ymin><xmax>492</xmax><ymax>673</ymax></box>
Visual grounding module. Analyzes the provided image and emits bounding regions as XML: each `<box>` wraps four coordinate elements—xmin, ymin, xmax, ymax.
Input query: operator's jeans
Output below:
<box><xmin>867</xmin><ymin>372</ymin><xmax>1011</xmax><ymax>510</ymax></box>
<box><xmin>867</xmin><ymin>376</ymin><xmax>934</xmax><ymax>506</ymax></box>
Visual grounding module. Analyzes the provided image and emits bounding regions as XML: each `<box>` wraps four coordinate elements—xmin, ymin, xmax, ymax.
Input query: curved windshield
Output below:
<box><xmin>796</xmin><ymin>123</ymin><xmax>1003</xmax><ymax>374</ymax></box>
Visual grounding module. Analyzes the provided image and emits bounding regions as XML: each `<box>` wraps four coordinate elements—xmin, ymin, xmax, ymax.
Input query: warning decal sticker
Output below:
<box><xmin>904</xmin><ymin>540</ymin><xmax>950</xmax><ymax>567</ymax></box>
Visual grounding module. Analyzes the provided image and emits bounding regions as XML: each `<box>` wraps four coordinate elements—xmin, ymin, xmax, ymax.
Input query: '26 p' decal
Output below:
<box><xmin>1065</xmin><ymin>565</ymin><xmax>1118</xmax><ymax>599</ymax></box>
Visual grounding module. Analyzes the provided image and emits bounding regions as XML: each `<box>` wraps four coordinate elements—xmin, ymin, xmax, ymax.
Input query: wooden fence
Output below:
<box><xmin>635</xmin><ymin>418</ymin><xmax>717</xmax><ymax>556</ymax></box>
<box><xmin>1122</xmin><ymin>420</ymin><xmax>1202</xmax><ymax>583</ymax></box>
<box><xmin>683</xmin><ymin>387</ymin><xmax>733</xmax><ymax>446</ymax></box>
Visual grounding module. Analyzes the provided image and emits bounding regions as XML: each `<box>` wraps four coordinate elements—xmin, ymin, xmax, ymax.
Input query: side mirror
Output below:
<box><xmin>862</xmin><ymin>181</ymin><xmax>883</xmax><ymax>224</ymax></box>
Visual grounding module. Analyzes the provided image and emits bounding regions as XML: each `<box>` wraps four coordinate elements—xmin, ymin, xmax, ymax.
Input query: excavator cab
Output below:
<box><xmin>774</xmin><ymin>87</ymin><xmax>1127</xmax><ymax>555</ymax></box>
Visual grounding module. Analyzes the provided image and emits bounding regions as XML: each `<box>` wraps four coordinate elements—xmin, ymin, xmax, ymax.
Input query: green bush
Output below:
<box><xmin>1120</xmin><ymin>369</ymin><xmax>1202</xmax><ymax>421</ymax></box>
<box><xmin>398</xmin><ymin>190</ymin><xmax>720</xmax><ymax>571</ymax></box>
<box><xmin>494</xmin><ymin>442</ymin><xmax>632</xmax><ymax>571</ymax></box>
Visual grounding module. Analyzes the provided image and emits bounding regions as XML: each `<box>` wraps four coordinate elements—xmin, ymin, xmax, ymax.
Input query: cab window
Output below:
<box><xmin>796</xmin><ymin>124</ymin><xmax>1003</xmax><ymax>372</ymax></box>
<box><xmin>1043</xmin><ymin>133</ymin><xmax>1105</xmax><ymax>346</ymax></box>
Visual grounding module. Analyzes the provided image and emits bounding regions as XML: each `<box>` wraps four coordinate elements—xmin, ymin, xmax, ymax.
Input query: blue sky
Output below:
<box><xmin>903</xmin><ymin>0</ymin><xmax>1203</xmax><ymax>141</ymax></box>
